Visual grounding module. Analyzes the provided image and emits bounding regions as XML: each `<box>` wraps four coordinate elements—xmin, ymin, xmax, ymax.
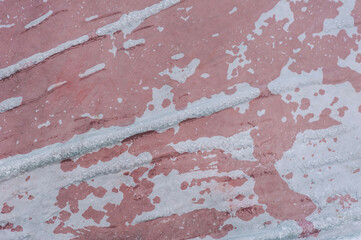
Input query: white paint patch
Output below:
<box><xmin>268</xmin><ymin>58</ymin><xmax>323</xmax><ymax>95</ymax></box>
<box><xmin>314</xmin><ymin>0</ymin><xmax>357</xmax><ymax>38</ymax></box>
<box><xmin>24</xmin><ymin>10</ymin><xmax>53</xmax><ymax>29</ymax></box>
<box><xmin>180</xmin><ymin>16</ymin><xmax>189</xmax><ymax>21</ymax></box>
<box><xmin>247</xmin><ymin>68</ymin><xmax>255</xmax><ymax>74</ymax></box>
<box><xmin>96</xmin><ymin>0</ymin><xmax>180</xmax><ymax>38</ymax></box>
<box><xmin>140</xmin><ymin>85</ymin><xmax>176</xmax><ymax>126</ymax></box>
<box><xmin>0</xmin><ymin>150</ymin><xmax>151</xmax><ymax>239</ymax></box>
<box><xmin>0</xmin><ymin>35</ymin><xmax>89</xmax><ymax>80</ymax></box>
<box><xmin>134</xmin><ymin>169</ymin><xmax>255</xmax><ymax>225</ymax></box>
<box><xmin>108</xmin><ymin>41</ymin><xmax>117</xmax><ymax>57</ymax></box>
<box><xmin>293</xmin><ymin>48</ymin><xmax>301</xmax><ymax>53</ymax></box>
<box><xmin>295</xmin><ymin>81</ymin><xmax>359</xmax><ymax>123</ymax></box>
<box><xmin>80</xmin><ymin>113</ymin><xmax>103</xmax><ymax>119</ymax></box>
<box><xmin>0</xmin><ymin>96</ymin><xmax>22</xmax><ymax>113</ymax></box>
<box><xmin>157</xmin><ymin>26</ymin><xmax>164</xmax><ymax>32</ymax></box>
<box><xmin>270</xmin><ymin>59</ymin><xmax>361</xmax><ymax>125</ymax></box>
<box><xmin>226</xmin><ymin>42</ymin><xmax>250</xmax><ymax>80</ymax></box>
<box><xmin>275</xmin><ymin>121</ymin><xmax>361</xmax><ymax>239</ymax></box>
<box><xmin>257</xmin><ymin>109</ymin><xmax>266</xmax><ymax>116</ymax></box>
<box><xmin>123</xmin><ymin>38</ymin><xmax>145</xmax><ymax>49</ymax></box>
<box><xmin>212</xmin><ymin>33</ymin><xmax>219</xmax><ymax>37</ymax></box>
<box><xmin>201</xmin><ymin>73</ymin><xmax>210</xmax><ymax>78</ymax></box>
<box><xmin>0</xmin><ymin>23</ymin><xmax>14</xmax><ymax>29</ymax></box>
<box><xmin>37</xmin><ymin>120</ymin><xmax>50</xmax><ymax>129</ymax></box>
<box><xmin>338</xmin><ymin>40</ymin><xmax>361</xmax><ymax>74</ymax></box>
<box><xmin>171</xmin><ymin>53</ymin><xmax>184</xmax><ymax>60</ymax></box>
<box><xmin>139</xmin><ymin>85</ymin><xmax>176</xmax><ymax>130</ymax></box>
<box><xmin>253</xmin><ymin>0</ymin><xmax>294</xmax><ymax>35</ymax></box>
<box><xmin>78</xmin><ymin>63</ymin><xmax>105</xmax><ymax>78</ymax></box>
<box><xmin>117</xmin><ymin>98</ymin><xmax>123</xmax><ymax>103</ymax></box>
<box><xmin>229</xmin><ymin>6</ymin><xmax>237</xmax><ymax>14</ymax></box>
<box><xmin>85</xmin><ymin>15</ymin><xmax>98</xmax><ymax>22</ymax></box>
<box><xmin>247</xmin><ymin>33</ymin><xmax>255</xmax><ymax>41</ymax></box>
<box><xmin>47</xmin><ymin>81</ymin><xmax>66</xmax><ymax>91</ymax></box>
<box><xmin>298</xmin><ymin>32</ymin><xmax>306</xmax><ymax>42</ymax></box>
<box><xmin>159</xmin><ymin>58</ymin><xmax>200</xmax><ymax>83</ymax></box>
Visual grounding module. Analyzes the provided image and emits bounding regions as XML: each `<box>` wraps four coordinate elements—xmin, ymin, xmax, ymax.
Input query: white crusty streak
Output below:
<box><xmin>0</xmin><ymin>35</ymin><xmax>89</xmax><ymax>80</ymax></box>
<box><xmin>0</xmin><ymin>97</ymin><xmax>23</xmax><ymax>113</ymax></box>
<box><xmin>47</xmin><ymin>81</ymin><xmax>67</xmax><ymax>91</ymax></box>
<box><xmin>79</xmin><ymin>63</ymin><xmax>105</xmax><ymax>78</ymax></box>
<box><xmin>123</xmin><ymin>39</ymin><xmax>145</xmax><ymax>49</ymax></box>
<box><xmin>0</xmin><ymin>23</ymin><xmax>15</xmax><ymax>29</ymax></box>
<box><xmin>0</xmin><ymin>83</ymin><xmax>259</xmax><ymax>181</ymax></box>
<box><xmin>85</xmin><ymin>15</ymin><xmax>99</xmax><ymax>22</ymax></box>
<box><xmin>96</xmin><ymin>0</ymin><xmax>180</xmax><ymax>38</ymax></box>
<box><xmin>24</xmin><ymin>10</ymin><xmax>53</xmax><ymax>29</ymax></box>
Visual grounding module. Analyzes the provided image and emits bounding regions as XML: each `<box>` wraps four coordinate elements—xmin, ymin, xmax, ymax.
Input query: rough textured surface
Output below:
<box><xmin>1</xmin><ymin>0</ymin><xmax>361</xmax><ymax>239</ymax></box>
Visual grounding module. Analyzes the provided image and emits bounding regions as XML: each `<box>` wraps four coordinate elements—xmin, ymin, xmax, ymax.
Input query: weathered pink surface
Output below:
<box><xmin>1</xmin><ymin>0</ymin><xmax>361</xmax><ymax>239</ymax></box>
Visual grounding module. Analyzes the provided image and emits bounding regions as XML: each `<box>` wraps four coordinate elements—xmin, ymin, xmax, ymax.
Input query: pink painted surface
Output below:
<box><xmin>1</xmin><ymin>0</ymin><xmax>361</xmax><ymax>239</ymax></box>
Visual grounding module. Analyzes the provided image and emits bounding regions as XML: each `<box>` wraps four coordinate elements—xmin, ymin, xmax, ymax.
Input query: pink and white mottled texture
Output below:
<box><xmin>1</xmin><ymin>0</ymin><xmax>361</xmax><ymax>239</ymax></box>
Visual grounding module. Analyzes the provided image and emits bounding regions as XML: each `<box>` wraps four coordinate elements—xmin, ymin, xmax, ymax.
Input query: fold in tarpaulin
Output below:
<box><xmin>1</xmin><ymin>0</ymin><xmax>361</xmax><ymax>239</ymax></box>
